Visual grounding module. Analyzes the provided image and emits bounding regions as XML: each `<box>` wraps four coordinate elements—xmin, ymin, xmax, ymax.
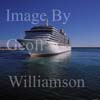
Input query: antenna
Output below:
<box><xmin>45</xmin><ymin>18</ymin><xmax>48</xmax><ymax>26</ymax></box>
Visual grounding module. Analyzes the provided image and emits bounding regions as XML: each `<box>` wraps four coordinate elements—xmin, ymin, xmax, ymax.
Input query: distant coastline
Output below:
<box><xmin>0</xmin><ymin>47</ymin><xmax>100</xmax><ymax>50</ymax></box>
<box><xmin>0</xmin><ymin>47</ymin><xmax>20</xmax><ymax>50</ymax></box>
<box><xmin>72</xmin><ymin>47</ymin><xmax>100</xmax><ymax>49</ymax></box>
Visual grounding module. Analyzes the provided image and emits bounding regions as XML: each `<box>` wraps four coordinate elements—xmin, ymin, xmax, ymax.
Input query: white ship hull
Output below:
<box><xmin>18</xmin><ymin>39</ymin><xmax>71</xmax><ymax>56</ymax></box>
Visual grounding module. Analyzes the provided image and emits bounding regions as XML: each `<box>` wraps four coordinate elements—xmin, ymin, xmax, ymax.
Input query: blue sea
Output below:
<box><xmin>0</xmin><ymin>48</ymin><xmax>100</xmax><ymax>100</ymax></box>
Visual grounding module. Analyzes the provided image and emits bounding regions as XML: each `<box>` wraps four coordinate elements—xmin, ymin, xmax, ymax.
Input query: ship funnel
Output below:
<box><xmin>60</xmin><ymin>29</ymin><xmax>64</xmax><ymax>33</ymax></box>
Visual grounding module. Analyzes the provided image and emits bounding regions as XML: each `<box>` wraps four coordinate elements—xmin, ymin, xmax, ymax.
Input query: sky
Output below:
<box><xmin>0</xmin><ymin>0</ymin><xmax>100</xmax><ymax>47</ymax></box>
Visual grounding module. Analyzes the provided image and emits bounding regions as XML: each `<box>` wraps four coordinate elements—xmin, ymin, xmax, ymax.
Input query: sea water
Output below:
<box><xmin>0</xmin><ymin>48</ymin><xmax>100</xmax><ymax>100</ymax></box>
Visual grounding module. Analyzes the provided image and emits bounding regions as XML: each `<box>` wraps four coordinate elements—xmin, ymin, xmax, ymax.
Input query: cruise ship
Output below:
<box><xmin>17</xmin><ymin>21</ymin><xmax>71</xmax><ymax>56</ymax></box>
